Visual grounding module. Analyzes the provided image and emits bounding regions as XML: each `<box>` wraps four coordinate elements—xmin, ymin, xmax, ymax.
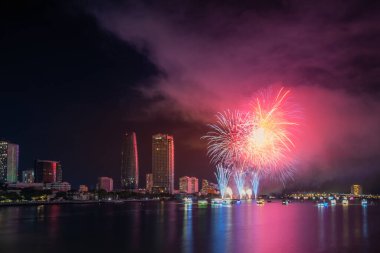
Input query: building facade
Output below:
<box><xmin>7</xmin><ymin>182</ymin><xmax>44</xmax><ymax>190</ymax></box>
<box><xmin>179</xmin><ymin>176</ymin><xmax>199</xmax><ymax>193</ymax></box>
<box><xmin>46</xmin><ymin>182</ymin><xmax>71</xmax><ymax>192</ymax></box>
<box><xmin>351</xmin><ymin>184</ymin><xmax>362</xmax><ymax>196</ymax></box>
<box><xmin>34</xmin><ymin>160</ymin><xmax>62</xmax><ymax>183</ymax></box>
<box><xmin>200</xmin><ymin>179</ymin><xmax>219</xmax><ymax>195</ymax></box>
<box><xmin>152</xmin><ymin>134</ymin><xmax>174</xmax><ymax>194</ymax></box>
<box><xmin>79</xmin><ymin>185</ymin><xmax>89</xmax><ymax>192</ymax></box>
<box><xmin>22</xmin><ymin>169</ymin><xmax>35</xmax><ymax>183</ymax></box>
<box><xmin>0</xmin><ymin>141</ymin><xmax>19</xmax><ymax>183</ymax></box>
<box><xmin>121</xmin><ymin>132</ymin><xmax>139</xmax><ymax>190</ymax></box>
<box><xmin>98</xmin><ymin>177</ymin><xmax>113</xmax><ymax>192</ymax></box>
<box><xmin>146</xmin><ymin>173</ymin><xmax>153</xmax><ymax>192</ymax></box>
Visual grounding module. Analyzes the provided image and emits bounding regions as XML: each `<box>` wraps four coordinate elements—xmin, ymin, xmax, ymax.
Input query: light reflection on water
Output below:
<box><xmin>182</xmin><ymin>204</ymin><xmax>193</xmax><ymax>253</ymax></box>
<box><xmin>342</xmin><ymin>204</ymin><xmax>349</xmax><ymax>248</ymax></box>
<box><xmin>362</xmin><ymin>206</ymin><xmax>368</xmax><ymax>239</ymax></box>
<box><xmin>0</xmin><ymin>201</ymin><xmax>377</xmax><ymax>253</ymax></box>
<box><xmin>318</xmin><ymin>206</ymin><xmax>326</xmax><ymax>252</ymax></box>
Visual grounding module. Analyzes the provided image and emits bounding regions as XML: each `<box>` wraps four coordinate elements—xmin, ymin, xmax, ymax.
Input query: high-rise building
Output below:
<box><xmin>22</xmin><ymin>169</ymin><xmax>35</xmax><ymax>183</ymax></box>
<box><xmin>201</xmin><ymin>179</ymin><xmax>219</xmax><ymax>195</ymax></box>
<box><xmin>98</xmin><ymin>177</ymin><xmax>113</xmax><ymax>192</ymax></box>
<box><xmin>146</xmin><ymin>173</ymin><xmax>153</xmax><ymax>192</ymax></box>
<box><xmin>56</xmin><ymin>164</ymin><xmax>62</xmax><ymax>183</ymax></box>
<box><xmin>351</xmin><ymin>184</ymin><xmax>362</xmax><ymax>196</ymax></box>
<box><xmin>201</xmin><ymin>179</ymin><xmax>209</xmax><ymax>195</ymax></box>
<box><xmin>152</xmin><ymin>134</ymin><xmax>174</xmax><ymax>194</ymax></box>
<box><xmin>79</xmin><ymin>185</ymin><xmax>89</xmax><ymax>192</ymax></box>
<box><xmin>179</xmin><ymin>176</ymin><xmax>199</xmax><ymax>193</ymax></box>
<box><xmin>34</xmin><ymin>160</ymin><xmax>62</xmax><ymax>183</ymax></box>
<box><xmin>179</xmin><ymin>177</ymin><xmax>188</xmax><ymax>193</ymax></box>
<box><xmin>0</xmin><ymin>141</ymin><xmax>19</xmax><ymax>184</ymax></box>
<box><xmin>190</xmin><ymin>177</ymin><xmax>199</xmax><ymax>193</ymax></box>
<box><xmin>121</xmin><ymin>132</ymin><xmax>139</xmax><ymax>190</ymax></box>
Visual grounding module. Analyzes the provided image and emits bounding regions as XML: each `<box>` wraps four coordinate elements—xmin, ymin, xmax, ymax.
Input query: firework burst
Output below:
<box><xmin>202</xmin><ymin>110</ymin><xmax>250</xmax><ymax>167</ymax></box>
<box><xmin>204</xmin><ymin>86</ymin><xmax>301</xmax><ymax>197</ymax></box>
<box><xmin>244</xmin><ymin>87</ymin><xmax>300</xmax><ymax>181</ymax></box>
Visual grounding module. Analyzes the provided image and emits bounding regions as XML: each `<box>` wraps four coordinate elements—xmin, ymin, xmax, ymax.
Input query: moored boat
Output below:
<box><xmin>211</xmin><ymin>198</ymin><xmax>223</xmax><ymax>205</ymax></box>
<box><xmin>198</xmin><ymin>199</ymin><xmax>208</xmax><ymax>206</ymax></box>
<box><xmin>222</xmin><ymin>199</ymin><xmax>232</xmax><ymax>206</ymax></box>
<box><xmin>317</xmin><ymin>201</ymin><xmax>328</xmax><ymax>207</ymax></box>
<box><xmin>282</xmin><ymin>199</ymin><xmax>289</xmax><ymax>205</ymax></box>
<box><xmin>256</xmin><ymin>198</ymin><xmax>265</xmax><ymax>205</ymax></box>
<box><xmin>183</xmin><ymin>197</ymin><xmax>193</xmax><ymax>204</ymax></box>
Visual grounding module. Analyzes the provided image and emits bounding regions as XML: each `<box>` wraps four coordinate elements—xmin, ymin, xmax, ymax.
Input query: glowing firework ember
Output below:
<box><xmin>246</xmin><ymin>189</ymin><xmax>252</xmax><ymax>199</ymax></box>
<box><xmin>225</xmin><ymin>187</ymin><xmax>233</xmax><ymax>199</ymax></box>
<box><xmin>250</xmin><ymin>171</ymin><xmax>260</xmax><ymax>199</ymax></box>
<box><xmin>233</xmin><ymin>170</ymin><xmax>246</xmax><ymax>199</ymax></box>
<box><xmin>215</xmin><ymin>164</ymin><xmax>232</xmax><ymax>199</ymax></box>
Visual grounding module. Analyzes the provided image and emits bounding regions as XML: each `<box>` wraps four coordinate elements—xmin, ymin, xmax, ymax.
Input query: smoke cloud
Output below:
<box><xmin>90</xmin><ymin>0</ymin><xmax>380</xmax><ymax>191</ymax></box>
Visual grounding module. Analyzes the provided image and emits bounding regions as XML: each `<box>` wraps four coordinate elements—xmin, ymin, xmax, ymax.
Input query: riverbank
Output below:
<box><xmin>0</xmin><ymin>198</ymin><xmax>161</xmax><ymax>207</ymax></box>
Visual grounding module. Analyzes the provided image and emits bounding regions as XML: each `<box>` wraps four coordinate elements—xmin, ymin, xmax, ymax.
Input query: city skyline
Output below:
<box><xmin>0</xmin><ymin>131</ymin><xmax>375</xmax><ymax>195</ymax></box>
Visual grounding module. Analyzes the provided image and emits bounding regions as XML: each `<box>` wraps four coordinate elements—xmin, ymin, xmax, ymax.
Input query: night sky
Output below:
<box><xmin>1</xmin><ymin>0</ymin><xmax>380</xmax><ymax>192</ymax></box>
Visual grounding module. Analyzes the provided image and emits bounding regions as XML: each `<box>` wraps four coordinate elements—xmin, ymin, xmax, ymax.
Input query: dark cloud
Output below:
<box><xmin>0</xmin><ymin>0</ymin><xmax>157</xmax><ymax>188</ymax></box>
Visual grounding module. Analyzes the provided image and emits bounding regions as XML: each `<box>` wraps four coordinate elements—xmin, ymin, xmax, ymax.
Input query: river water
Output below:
<box><xmin>0</xmin><ymin>201</ymin><xmax>378</xmax><ymax>253</ymax></box>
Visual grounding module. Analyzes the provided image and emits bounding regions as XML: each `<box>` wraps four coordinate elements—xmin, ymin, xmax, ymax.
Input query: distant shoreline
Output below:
<box><xmin>0</xmin><ymin>199</ymin><xmax>161</xmax><ymax>207</ymax></box>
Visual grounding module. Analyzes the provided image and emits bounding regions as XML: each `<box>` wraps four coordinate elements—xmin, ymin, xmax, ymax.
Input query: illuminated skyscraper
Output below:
<box><xmin>98</xmin><ymin>177</ymin><xmax>113</xmax><ymax>192</ymax></box>
<box><xmin>152</xmin><ymin>134</ymin><xmax>174</xmax><ymax>194</ymax></box>
<box><xmin>34</xmin><ymin>160</ymin><xmax>62</xmax><ymax>183</ymax></box>
<box><xmin>200</xmin><ymin>179</ymin><xmax>219</xmax><ymax>195</ymax></box>
<box><xmin>179</xmin><ymin>176</ymin><xmax>199</xmax><ymax>193</ymax></box>
<box><xmin>22</xmin><ymin>169</ymin><xmax>35</xmax><ymax>183</ymax></box>
<box><xmin>0</xmin><ymin>141</ymin><xmax>19</xmax><ymax>183</ymax></box>
<box><xmin>79</xmin><ymin>185</ymin><xmax>89</xmax><ymax>192</ymax></box>
<box><xmin>146</xmin><ymin>173</ymin><xmax>153</xmax><ymax>192</ymax></box>
<box><xmin>121</xmin><ymin>132</ymin><xmax>139</xmax><ymax>189</ymax></box>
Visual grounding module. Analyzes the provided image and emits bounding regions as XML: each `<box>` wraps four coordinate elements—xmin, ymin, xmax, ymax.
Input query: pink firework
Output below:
<box><xmin>202</xmin><ymin>110</ymin><xmax>250</xmax><ymax>167</ymax></box>
<box><xmin>244</xmin><ymin>87</ymin><xmax>300</xmax><ymax>181</ymax></box>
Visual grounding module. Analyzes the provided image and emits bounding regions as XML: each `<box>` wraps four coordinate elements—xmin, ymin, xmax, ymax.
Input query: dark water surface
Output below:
<box><xmin>0</xmin><ymin>201</ymin><xmax>379</xmax><ymax>253</ymax></box>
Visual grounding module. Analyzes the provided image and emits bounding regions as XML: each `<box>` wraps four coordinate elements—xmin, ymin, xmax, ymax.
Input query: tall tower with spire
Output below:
<box><xmin>121</xmin><ymin>132</ymin><xmax>139</xmax><ymax>190</ymax></box>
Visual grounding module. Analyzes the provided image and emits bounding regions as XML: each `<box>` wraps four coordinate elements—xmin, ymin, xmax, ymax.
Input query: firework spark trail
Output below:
<box><xmin>233</xmin><ymin>170</ymin><xmax>246</xmax><ymax>199</ymax></box>
<box><xmin>215</xmin><ymin>164</ymin><xmax>232</xmax><ymax>199</ymax></box>
<box><xmin>202</xmin><ymin>110</ymin><xmax>250</xmax><ymax>167</ymax></box>
<box><xmin>251</xmin><ymin>171</ymin><xmax>260</xmax><ymax>199</ymax></box>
